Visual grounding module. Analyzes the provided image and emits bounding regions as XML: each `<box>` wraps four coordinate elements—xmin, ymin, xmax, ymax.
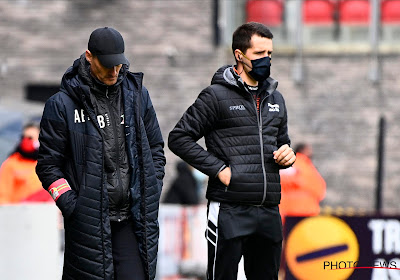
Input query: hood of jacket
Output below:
<box><xmin>60</xmin><ymin>53</ymin><xmax>129</xmax><ymax>106</ymax></box>
<box><xmin>210</xmin><ymin>65</ymin><xmax>279</xmax><ymax>97</ymax></box>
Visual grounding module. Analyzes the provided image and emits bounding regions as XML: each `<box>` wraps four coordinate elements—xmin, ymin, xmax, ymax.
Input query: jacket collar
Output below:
<box><xmin>77</xmin><ymin>53</ymin><xmax>128</xmax><ymax>99</ymax></box>
<box><xmin>211</xmin><ymin>65</ymin><xmax>278</xmax><ymax>98</ymax></box>
<box><xmin>60</xmin><ymin>54</ymin><xmax>135</xmax><ymax>106</ymax></box>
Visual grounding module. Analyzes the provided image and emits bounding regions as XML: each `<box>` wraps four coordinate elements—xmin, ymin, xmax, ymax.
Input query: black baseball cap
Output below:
<box><xmin>88</xmin><ymin>27</ymin><xmax>128</xmax><ymax>68</ymax></box>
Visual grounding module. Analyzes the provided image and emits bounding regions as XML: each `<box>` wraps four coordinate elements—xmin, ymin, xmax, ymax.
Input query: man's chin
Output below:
<box><xmin>104</xmin><ymin>79</ymin><xmax>117</xmax><ymax>86</ymax></box>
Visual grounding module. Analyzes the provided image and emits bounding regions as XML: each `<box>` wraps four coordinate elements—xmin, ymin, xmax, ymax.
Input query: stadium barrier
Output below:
<box><xmin>4</xmin><ymin>203</ymin><xmax>395</xmax><ymax>279</ymax></box>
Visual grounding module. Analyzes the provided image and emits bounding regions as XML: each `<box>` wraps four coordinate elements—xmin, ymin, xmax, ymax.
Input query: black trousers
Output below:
<box><xmin>206</xmin><ymin>201</ymin><xmax>283</xmax><ymax>280</ymax></box>
<box><xmin>111</xmin><ymin>219</ymin><xmax>145</xmax><ymax>280</ymax></box>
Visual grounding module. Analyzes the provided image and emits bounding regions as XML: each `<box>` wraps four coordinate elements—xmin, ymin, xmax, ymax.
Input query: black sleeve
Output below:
<box><xmin>142</xmin><ymin>87</ymin><xmax>166</xmax><ymax>185</ymax></box>
<box><xmin>277</xmin><ymin>97</ymin><xmax>292</xmax><ymax>169</ymax></box>
<box><xmin>277</xmin><ymin>97</ymin><xmax>291</xmax><ymax>148</ymax></box>
<box><xmin>168</xmin><ymin>88</ymin><xmax>226</xmax><ymax>178</ymax></box>
<box><xmin>36</xmin><ymin>96</ymin><xmax>77</xmax><ymax>219</ymax></box>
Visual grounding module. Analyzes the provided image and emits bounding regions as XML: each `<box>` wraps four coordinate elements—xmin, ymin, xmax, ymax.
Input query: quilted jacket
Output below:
<box><xmin>36</xmin><ymin>57</ymin><xmax>165</xmax><ymax>280</ymax></box>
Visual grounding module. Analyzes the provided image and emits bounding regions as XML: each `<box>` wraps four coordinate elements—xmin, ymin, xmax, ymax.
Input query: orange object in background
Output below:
<box><xmin>280</xmin><ymin>152</ymin><xmax>326</xmax><ymax>224</ymax></box>
<box><xmin>0</xmin><ymin>152</ymin><xmax>51</xmax><ymax>204</ymax></box>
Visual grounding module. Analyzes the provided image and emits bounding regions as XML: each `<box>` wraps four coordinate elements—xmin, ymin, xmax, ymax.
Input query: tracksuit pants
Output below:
<box><xmin>111</xmin><ymin>219</ymin><xmax>145</xmax><ymax>280</ymax></box>
<box><xmin>206</xmin><ymin>201</ymin><xmax>283</xmax><ymax>280</ymax></box>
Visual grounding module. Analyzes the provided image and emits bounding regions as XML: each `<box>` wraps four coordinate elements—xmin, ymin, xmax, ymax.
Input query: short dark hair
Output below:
<box><xmin>232</xmin><ymin>22</ymin><xmax>273</xmax><ymax>59</ymax></box>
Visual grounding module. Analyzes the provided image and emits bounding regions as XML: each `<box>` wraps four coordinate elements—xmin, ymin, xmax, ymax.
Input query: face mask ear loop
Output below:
<box><xmin>235</xmin><ymin>67</ymin><xmax>244</xmax><ymax>75</ymax></box>
<box><xmin>234</xmin><ymin>51</ymin><xmax>244</xmax><ymax>75</ymax></box>
<box><xmin>239</xmin><ymin>51</ymin><xmax>253</xmax><ymax>71</ymax></box>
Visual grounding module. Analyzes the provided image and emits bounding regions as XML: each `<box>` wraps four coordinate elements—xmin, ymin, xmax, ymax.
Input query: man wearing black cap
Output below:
<box><xmin>36</xmin><ymin>27</ymin><xmax>165</xmax><ymax>280</ymax></box>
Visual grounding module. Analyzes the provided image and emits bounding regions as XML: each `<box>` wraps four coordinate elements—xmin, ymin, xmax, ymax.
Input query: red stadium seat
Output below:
<box><xmin>339</xmin><ymin>0</ymin><xmax>370</xmax><ymax>24</ymax></box>
<box><xmin>382</xmin><ymin>0</ymin><xmax>400</xmax><ymax>23</ymax></box>
<box><xmin>303</xmin><ymin>0</ymin><xmax>335</xmax><ymax>24</ymax></box>
<box><xmin>381</xmin><ymin>0</ymin><xmax>400</xmax><ymax>41</ymax></box>
<box><xmin>302</xmin><ymin>0</ymin><xmax>336</xmax><ymax>43</ymax></box>
<box><xmin>246</xmin><ymin>0</ymin><xmax>283</xmax><ymax>27</ymax></box>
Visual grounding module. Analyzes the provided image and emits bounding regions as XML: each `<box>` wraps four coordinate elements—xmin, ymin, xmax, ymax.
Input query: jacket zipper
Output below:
<box><xmin>105</xmin><ymin>87</ymin><xmax>124</xmax><ymax>222</ymax></box>
<box><xmin>258</xmin><ymin>98</ymin><xmax>268</xmax><ymax>206</ymax></box>
<box><xmin>249</xmin><ymin>90</ymin><xmax>269</xmax><ymax>206</ymax></box>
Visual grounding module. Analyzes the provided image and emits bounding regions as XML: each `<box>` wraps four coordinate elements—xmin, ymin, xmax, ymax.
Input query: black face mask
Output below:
<box><xmin>247</xmin><ymin>56</ymin><xmax>271</xmax><ymax>82</ymax></box>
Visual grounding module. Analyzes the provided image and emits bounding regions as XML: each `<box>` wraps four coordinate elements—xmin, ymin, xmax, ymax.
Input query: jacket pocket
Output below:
<box><xmin>64</xmin><ymin>180</ymin><xmax>86</xmax><ymax>223</ymax></box>
<box><xmin>56</xmin><ymin>189</ymin><xmax>78</xmax><ymax>221</ymax></box>
<box><xmin>227</xmin><ymin>165</ymin><xmax>239</xmax><ymax>191</ymax></box>
<box><xmin>219</xmin><ymin>201</ymin><xmax>240</xmax><ymax>210</ymax></box>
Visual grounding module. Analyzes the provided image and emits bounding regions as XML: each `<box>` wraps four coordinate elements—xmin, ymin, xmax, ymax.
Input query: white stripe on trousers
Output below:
<box><xmin>207</xmin><ymin>201</ymin><xmax>220</xmax><ymax>280</ymax></box>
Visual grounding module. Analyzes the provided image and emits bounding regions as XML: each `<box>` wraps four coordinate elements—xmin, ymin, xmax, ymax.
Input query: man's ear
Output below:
<box><xmin>234</xmin><ymin>49</ymin><xmax>242</xmax><ymax>62</ymax></box>
<box><xmin>85</xmin><ymin>50</ymin><xmax>92</xmax><ymax>64</ymax></box>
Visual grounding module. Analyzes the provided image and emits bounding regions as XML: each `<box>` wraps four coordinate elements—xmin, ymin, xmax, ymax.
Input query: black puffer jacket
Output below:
<box><xmin>168</xmin><ymin>65</ymin><xmax>290</xmax><ymax>206</ymax></box>
<box><xmin>36</xmin><ymin>56</ymin><xmax>165</xmax><ymax>280</ymax></box>
<box><xmin>77</xmin><ymin>55</ymin><xmax>131</xmax><ymax>222</ymax></box>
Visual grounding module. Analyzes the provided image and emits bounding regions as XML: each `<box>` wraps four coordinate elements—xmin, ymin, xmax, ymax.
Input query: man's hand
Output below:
<box><xmin>273</xmin><ymin>144</ymin><xmax>296</xmax><ymax>166</ymax></box>
<box><xmin>218</xmin><ymin>167</ymin><xmax>231</xmax><ymax>186</ymax></box>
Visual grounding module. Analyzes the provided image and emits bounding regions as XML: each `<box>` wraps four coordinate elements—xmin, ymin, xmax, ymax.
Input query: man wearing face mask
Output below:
<box><xmin>168</xmin><ymin>22</ymin><xmax>295</xmax><ymax>280</ymax></box>
<box><xmin>0</xmin><ymin>123</ymin><xmax>51</xmax><ymax>203</ymax></box>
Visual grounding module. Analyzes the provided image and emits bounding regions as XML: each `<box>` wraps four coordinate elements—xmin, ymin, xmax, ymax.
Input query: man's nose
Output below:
<box><xmin>110</xmin><ymin>66</ymin><xmax>118</xmax><ymax>75</ymax></box>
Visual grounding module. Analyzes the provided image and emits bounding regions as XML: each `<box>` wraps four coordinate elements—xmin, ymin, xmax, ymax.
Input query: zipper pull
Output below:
<box><xmin>106</xmin><ymin>87</ymin><xmax>109</xmax><ymax>99</ymax></box>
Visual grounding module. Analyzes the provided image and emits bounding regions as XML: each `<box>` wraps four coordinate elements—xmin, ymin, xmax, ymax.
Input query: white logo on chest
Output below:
<box><xmin>268</xmin><ymin>103</ymin><xmax>280</xmax><ymax>112</ymax></box>
<box><xmin>74</xmin><ymin>109</ymin><xmax>124</xmax><ymax>129</ymax></box>
<box><xmin>229</xmin><ymin>105</ymin><xmax>246</xmax><ymax>111</ymax></box>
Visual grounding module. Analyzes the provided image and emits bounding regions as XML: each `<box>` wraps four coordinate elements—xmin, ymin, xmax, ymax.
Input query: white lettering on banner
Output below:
<box><xmin>368</xmin><ymin>219</ymin><xmax>400</xmax><ymax>254</ymax></box>
<box><xmin>385</xmin><ymin>221</ymin><xmax>400</xmax><ymax>254</ymax></box>
<box><xmin>389</xmin><ymin>258</ymin><xmax>400</xmax><ymax>279</ymax></box>
<box><xmin>369</xmin><ymin>220</ymin><xmax>385</xmax><ymax>254</ymax></box>
<box><xmin>372</xmin><ymin>258</ymin><xmax>400</xmax><ymax>280</ymax></box>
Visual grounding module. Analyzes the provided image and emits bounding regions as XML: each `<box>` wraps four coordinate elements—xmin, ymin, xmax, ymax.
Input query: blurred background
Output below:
<box><xmin>1</xmin><ymin>0</ymin><xmax>400</xmax><ymax>279</ymax></box>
